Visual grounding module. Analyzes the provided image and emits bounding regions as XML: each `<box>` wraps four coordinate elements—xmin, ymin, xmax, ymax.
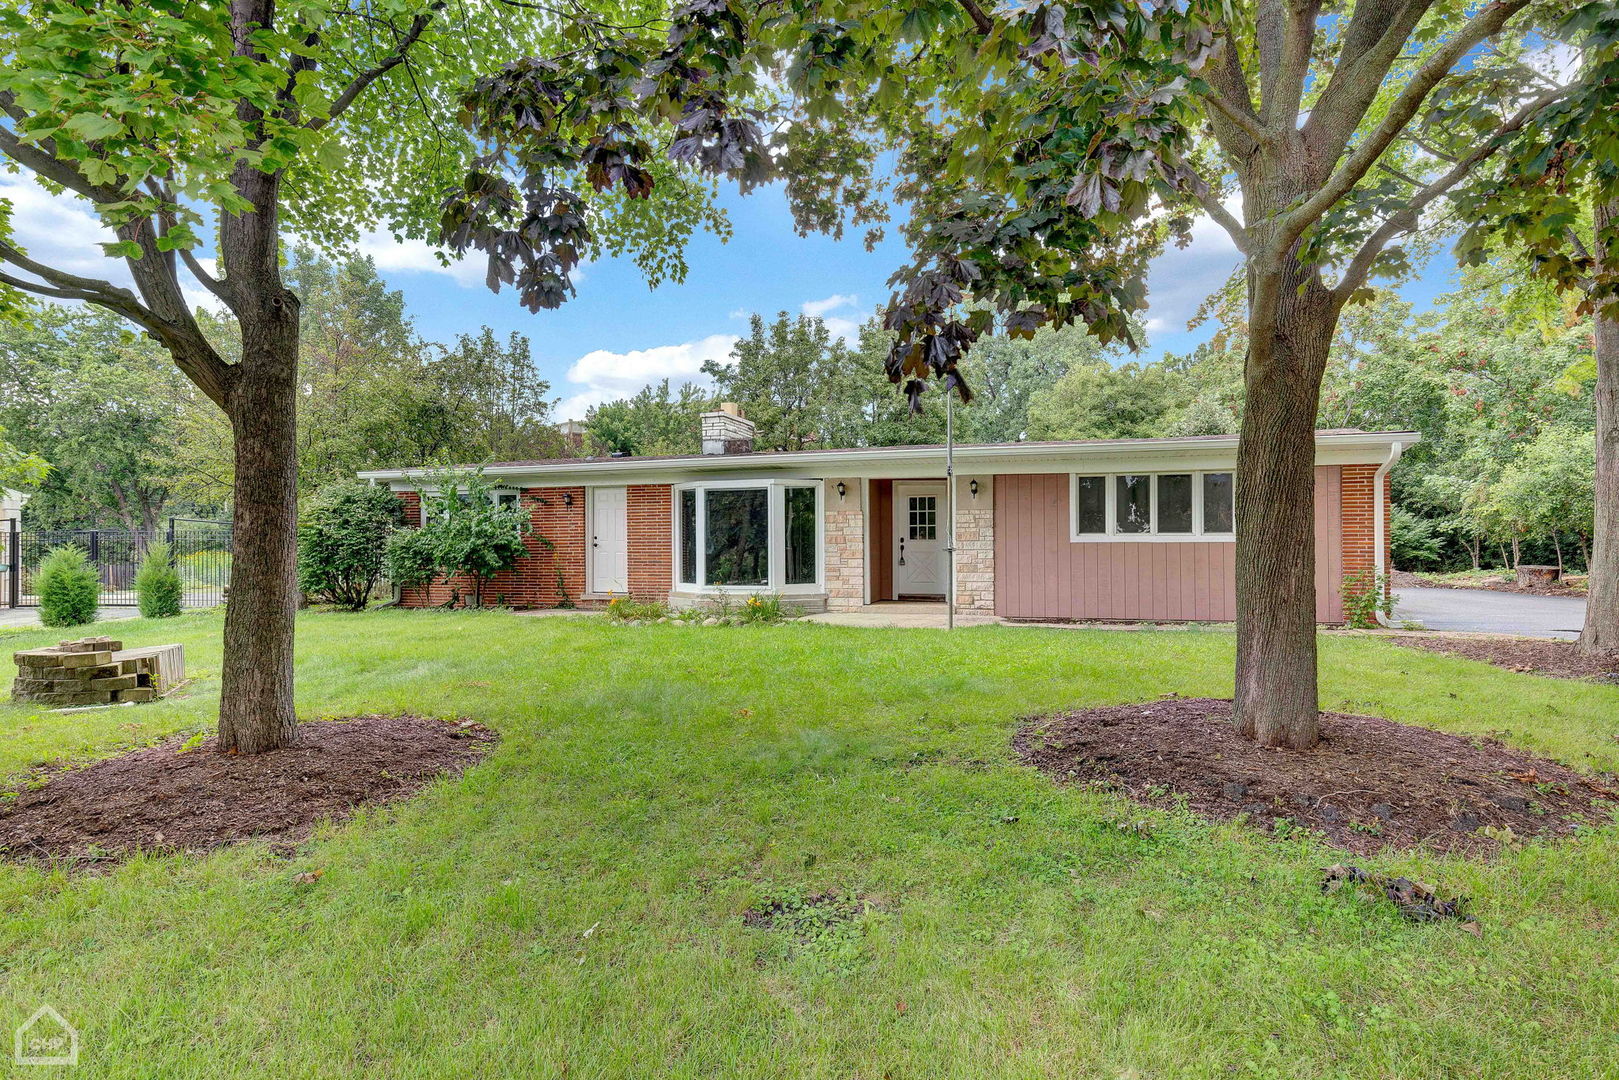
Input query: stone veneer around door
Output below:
<box><xmin>953</xmin><ymin>474</ymin><xmax>995</xmax><ymax>613</ymax></box>
<box><xmin>823</xmin><ymin>477</ymin><xmax>866</xmax><ymax>610</ymax></box>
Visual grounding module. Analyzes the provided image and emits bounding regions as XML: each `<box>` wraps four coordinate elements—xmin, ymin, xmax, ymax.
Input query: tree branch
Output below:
<box><xmin>1195</xmin><ymin>185</ymin><xmax>1250</xmax><ymax>254</ymax></box>
<box><xmin>1202</xmin><ymin>86</ymin><xmax>1269</xmax><ymax>148</ymax></box>
<box><xmin>0</xmin><ymin>241</ymin><xmax>150</xmax><ymax>313</ymax></box>
<box><xmin>954</xmin><ymin>0</ymin><xmax>995</xmax><ymax>35</ymax></box>
<box><xmin>1333</xmin><ymin>80</ymin><xmax>1570</xmax><ymax>304</ymax></box>
<box><xmin>1262</xmin><ymin>0</ymin><xmax>1322</xmax><ymax>129</ymax></box>
<box><xmin>311</xmin><ymin>5</ymin><xmax>441</xmax><ymax>131</ymax></box>
<box><xmin>1283</xmin><ymin>0</ymin><xmax>1535</xmax><ymax>253</ymax></box>
<box><xmin>0</xmin><ymin>267</ymin><xmax>105</xmax><ymax>304</ymax></box>
<box><xmin>1303</xmin><ymin>0</ymin><xmax>1431</xmax><ymax>162</ymax></box>
<box><xmin>1200</xmin><ymin>31</ymin><xmax>1266</xmax><ymax>162</ymax></box>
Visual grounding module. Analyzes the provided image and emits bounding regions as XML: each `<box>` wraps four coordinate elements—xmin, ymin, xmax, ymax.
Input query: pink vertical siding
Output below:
<box><xmin>994</xmin><ymin>468</ymin><xmax>1347</xmax><ymax>622</ymax></box>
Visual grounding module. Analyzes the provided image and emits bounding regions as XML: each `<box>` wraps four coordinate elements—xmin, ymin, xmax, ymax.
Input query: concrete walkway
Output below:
<box><xmin>0</xmin><ymin>606</ymin><xmax>142</xmax><ymax>630</ymax></box>
<box><xmin>1394</xmin><ymin>585</ymin><xmax>1587</xmax><ymax>641</ymax></box>
<box><xmin>802</xmin><ymin>602</ymin><xmax>1003</xmax><ymax>628</ymax></box>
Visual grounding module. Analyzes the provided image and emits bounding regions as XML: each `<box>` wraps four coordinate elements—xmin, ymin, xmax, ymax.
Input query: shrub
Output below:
<box><xmin>298</xmin><ymin>481</ymin><xmax>405</xmax><ymax>610</ymax></box>
<box><xmin>36</xmin><ymin>544</ymin><xmax>99</xmax><ymax>627</ymax></box>
<box><xmin>384</xmin><ymin>469</ymin><xmax>532</xmax><ymax>607</ymax></box>
<box><xmin>384</xmin><ymin>525</ymin><xmax>439</xmax><ymax>590</ymax></box>
<box><xmin>1341</xmin><ymin>569</ymin><xmax>1394</xmax><ymax>629</ymax></box>
<box><xmin>605</xmin><ymin>596</ymin><xmax>669</xmax><ymax>621</ymax></box>
<box><xmin>134</xmin><ymin>542</ymin><xmax>184</xmax><ymax>618</ymax></box>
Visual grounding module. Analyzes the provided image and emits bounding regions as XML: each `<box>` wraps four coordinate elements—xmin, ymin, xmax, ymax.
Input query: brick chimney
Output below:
<box><xmin>700</xmin><ymin>402</ymin><xmax>756</xmax><ymax>455</ymax></box>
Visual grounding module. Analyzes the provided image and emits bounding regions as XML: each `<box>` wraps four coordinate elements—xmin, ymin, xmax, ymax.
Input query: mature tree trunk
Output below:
<box><xmin>1582</xmin><ymin>194</ymin><xmax>1619</xmax><ymax>656</ymax></box>
<box><xmin>1233</xmin><ymin>249</ymin><xmax>1336</xmax><ymax>750</ymax></box>
<box><xmin>217</xmin><ymin>292</ymin><xmax>301</xmax><ymax>753</ymax></box>
<box><xmin>213</xmin><ymin>14</ymin><xmax>301</xmax><ymax>753</ymax></box>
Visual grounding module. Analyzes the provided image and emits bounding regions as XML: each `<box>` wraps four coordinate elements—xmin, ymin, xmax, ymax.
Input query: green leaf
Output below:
<box><xmin>62</xmin><ymin>113</ymin><xmax>124</xmax><ymax>141</ymax></box>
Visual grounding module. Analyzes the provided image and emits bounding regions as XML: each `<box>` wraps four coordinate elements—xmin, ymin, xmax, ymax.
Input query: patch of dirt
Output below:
<box><xmin>1014</xmin><ymin>697</ymin><xmax>1619</xmax><ymax>856</ymax></box>
<box><xmin>1389</xmin><ymin>634</ymin><xmax>1619</xmax><ymax>683</ymax></box>
<box><xmin>0</xmin><ymin>714</ymin><xmax>495</xmax><ymax>865</ymax></box>
<box><xmin>1392</xmin><ymin>569</ymin><xmax>1588</xmax><ymax>597</ymax></box>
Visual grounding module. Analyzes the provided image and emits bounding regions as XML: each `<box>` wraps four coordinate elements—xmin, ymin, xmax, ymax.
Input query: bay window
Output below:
<box><xmin>674</xmin><ymin>480</ymin><xmax>823</xmax><ymax>592</ymax></box>
<box><xmin>1070</xmin><ymin>471</ymin><xmax>1235</xmax><ymax>540</ymax></box>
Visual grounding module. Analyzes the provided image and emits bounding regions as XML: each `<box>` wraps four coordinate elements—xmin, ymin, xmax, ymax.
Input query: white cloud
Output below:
<box><xmin>353</xmin><ymin>229</ymin><xmax>490</xmax><ymax>288</ymax></box>
<box><xmin>800</xmin><ymin>293</ymin><xmax>862</xmax><ymax>342</ymax></box>
<box><xmin>1140</xmin><ymin>197</ymin><xmax>1244</xmax><ymax>344</ymax></box>
<box><xmin>802</xmin><ymin>292</ymin><xmax>858</xmax><ymax>318</ymax></box>
<box><xmin>352</xmin><ymin>228</ymin><xmax>582</xmax><ymax>290</ymax></box>
<box><xmin>556</xmin><ymin>333</ymin><xmax>738</xmax><ymax>421</ymax></box>
<box><xmin>0</xmin><ymin>173</ymin><xmax>221</xmax><ymax>314</ymax></box>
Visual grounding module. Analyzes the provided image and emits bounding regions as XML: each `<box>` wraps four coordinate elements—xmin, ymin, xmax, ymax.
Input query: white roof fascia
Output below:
<box><xmin>358</xmin><ymin>431</ymin><xmax>1420</xmax><ymax>489</ymax></box>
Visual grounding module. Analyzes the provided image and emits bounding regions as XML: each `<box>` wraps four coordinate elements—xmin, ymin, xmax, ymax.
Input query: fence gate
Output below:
<box><xmin>2</xmin><ymin>519</ymin><xmax>232</xmax><ymax>609</ymax></box>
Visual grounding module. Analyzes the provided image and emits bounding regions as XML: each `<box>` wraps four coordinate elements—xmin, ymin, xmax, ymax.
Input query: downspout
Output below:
<box><xmin>1371</xmin><ymin>440</ymin><xmax>1404</xmax><ymax>628</ymax></box>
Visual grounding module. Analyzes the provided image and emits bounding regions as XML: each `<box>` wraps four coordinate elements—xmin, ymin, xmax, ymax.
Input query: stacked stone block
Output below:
<box><xmin>12</xmin><ymin>637</ymin><xmax>184</xmax><ymax>707</ymax></box>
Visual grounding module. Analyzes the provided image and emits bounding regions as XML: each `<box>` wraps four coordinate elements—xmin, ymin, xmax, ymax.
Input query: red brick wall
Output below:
<box><xmin>395</xmin><ymin>485</ymin><xmax>587</xmax><ymax>608</ymax></box>
<box><xmin>1339</xmin><ymin>464</ymin><xmax>1389</xmax><ymax>578</ymax></box>
<box><xmin>626</xmin><ymin>484</ymin><xmax>673</xmax><ymax>601</ymax></box>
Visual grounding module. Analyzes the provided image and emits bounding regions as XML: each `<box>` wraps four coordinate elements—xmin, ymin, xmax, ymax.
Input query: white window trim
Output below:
<box><xmin>1069</xmin><ymin>471</ymin><xmax>1236</xmax><ymax>543</ymax></box>
<box><xmin>672</xmin><ymin>479</ymin><xmax>825</xmax><ymax>594</ymax></box>
<box><xmin>415</xmin><ymin>486</ymin><xmax>522</xmax><ymax>526</ymax></box>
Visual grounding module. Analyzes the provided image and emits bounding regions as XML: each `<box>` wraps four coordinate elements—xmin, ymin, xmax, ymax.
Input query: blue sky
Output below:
<box><xmin>361</xmin><ymin>180</ymin><xmax>1460</xmax><ymax>420</ymax></box>
<box><xmin>4</xmin><ymin>169</ymin><xmax>1459</xmax><ymax>423</ymax></box>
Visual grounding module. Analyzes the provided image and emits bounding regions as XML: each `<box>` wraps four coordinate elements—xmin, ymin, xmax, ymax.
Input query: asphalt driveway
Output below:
<box><xmin>1394</xmin><ymin>585</ymin><xmax>1587</xmax><ymax>640</ymax></box>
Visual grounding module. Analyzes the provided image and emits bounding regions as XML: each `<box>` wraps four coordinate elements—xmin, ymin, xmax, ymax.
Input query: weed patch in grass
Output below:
<box><xmin>742</xmin><ymin>887</ymin><xmax>882</xmax><ymax>973</ymax></box>
<box><xmin>0</xmin><ymin>713</ymin><xmax>494</xmax><ymax>865</ymax></box>
<box><xmin>1015</xmin><ymin>696</ymin><xmax>1619</xmax><ymax>856</ymax></box>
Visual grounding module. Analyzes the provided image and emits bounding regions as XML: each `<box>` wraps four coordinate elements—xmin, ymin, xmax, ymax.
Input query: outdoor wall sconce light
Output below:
<box><xmin>563</xmin><ymin>492</ymin><xmax>574</xmax><ymax>507</ymax></box>
<box><xmin>969</xmin><ymin>479</ymin><xmax>979</xmax><ymax>499</ymax></box>
<box><xmin>836</xmin><ymin>482</ymin><xmax>847</xmax><ymax>501</ymax></box>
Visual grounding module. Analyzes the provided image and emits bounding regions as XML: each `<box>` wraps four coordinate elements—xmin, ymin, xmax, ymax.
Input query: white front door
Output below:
<box><xmin>590</xmin><ymin>486</ymin><xmax>628</xmax><ymax>594</ymax></box>
<box><xmin>893</xmin><ymin>482</ymin><xmax>946</xmax><ymax>598</ymax></box>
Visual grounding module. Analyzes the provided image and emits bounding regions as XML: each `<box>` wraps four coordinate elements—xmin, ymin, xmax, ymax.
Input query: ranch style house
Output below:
<box><xmin>358</xmin><ymin>405</ymin><xmax>1414</xmax><ymax>622</ymax></box>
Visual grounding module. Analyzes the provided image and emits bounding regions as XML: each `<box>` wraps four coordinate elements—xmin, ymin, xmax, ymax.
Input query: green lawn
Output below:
<box><xmin>2</xmin><ymin>610</ymin><xmax>1619</xmax><ymax>1078</ymax></box>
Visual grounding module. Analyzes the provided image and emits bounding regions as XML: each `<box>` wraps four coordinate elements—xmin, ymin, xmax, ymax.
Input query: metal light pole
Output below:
<box><xmin>946</xmin><ymin>389</ymin><xmax>955</xmax><ymax>631</ymax></box>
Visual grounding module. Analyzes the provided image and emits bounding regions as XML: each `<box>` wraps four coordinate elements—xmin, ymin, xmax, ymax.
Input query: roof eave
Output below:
<box><xmin>356</xmin><ymin>430</ymin><xmax>1422</xmax><ymax>485</ymax></box>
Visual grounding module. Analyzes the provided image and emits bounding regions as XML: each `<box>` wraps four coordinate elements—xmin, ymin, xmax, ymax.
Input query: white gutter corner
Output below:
<box><xmin>1371</xmin><ymin>440</ymin><xmax>1405</xmax><ymax>628</ymax></box>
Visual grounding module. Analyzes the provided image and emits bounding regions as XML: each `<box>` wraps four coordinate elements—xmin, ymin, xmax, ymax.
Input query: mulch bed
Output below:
<box><xmin>0</xmin><ymin>714</ymin><xmax>495</xmax><ymax>865</ymax></box>
<box><xmin>1388</xmin><ymin>634</ymin><xmax>1619</xmax><ymax>683</ymax></box>
<box><xmin>1014</xmin><ymin>697</ymin><xmax>1619</xmax><ymax>856</ymax></box>
<box><xmin>1392</xmin><ymin>569</ymin><xmax>1587</xmax><ymax>597</ymax></box>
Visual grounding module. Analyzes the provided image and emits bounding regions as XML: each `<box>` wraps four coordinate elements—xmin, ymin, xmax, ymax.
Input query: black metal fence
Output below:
<box><xmin>2</xmin><ymin>519</ymin><xmax>232</xmax><ymax>609</ymax></box>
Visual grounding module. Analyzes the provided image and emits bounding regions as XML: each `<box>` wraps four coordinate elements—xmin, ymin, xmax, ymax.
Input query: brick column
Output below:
<box><xmin>627</xmin><ymin>485</ymin><xmax>673</xmax><ymax>602</ymax></box>
<box><xmin>953</xmin><ymin>475</ymin><xmax>995</xmax><ymax>613</ymax></box>
<box><xmin>1339</xmin><ymin>464</ymin><xmax>1391</xmax><ymax>618</ymax></box>
<box><xmin>824</xmin><ymin>478</ymin><xmax>866</xmax><ymax>610</ymax></box>
<box><xmin>1339</xmin><ymin>464</ymin><xmax>1390</xmax><ymax>577</ymax></box>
